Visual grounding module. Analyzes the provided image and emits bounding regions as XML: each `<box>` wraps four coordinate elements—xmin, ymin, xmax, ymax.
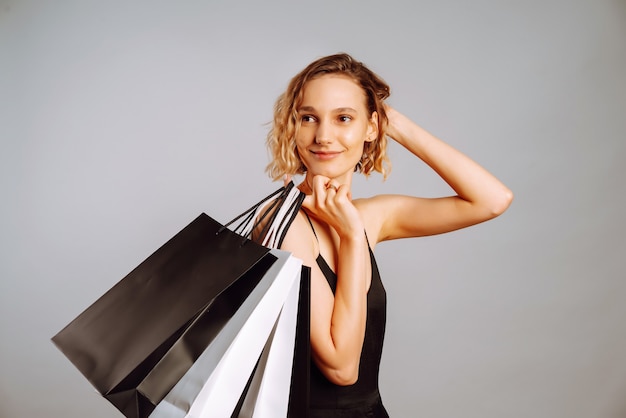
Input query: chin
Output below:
<box><xmin>306</xmin><ymin>168</ymin><xmax>337</xmax><ymax>178</ymax></box>
<box><xmin>303</xmin><ymin>161</ymin><xmax>358</xmax><ymax>181</ymax></box>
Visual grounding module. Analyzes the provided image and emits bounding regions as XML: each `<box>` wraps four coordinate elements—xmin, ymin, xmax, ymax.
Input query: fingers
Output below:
<box><xmin>301</xmin><ymin>175</ymin><xmax>361</xmax><ymax>238</ymax></box>
<box><xmin>301</xmin><ymin>176</ymin><xmax>323</xmax><ymax>208</ymax></box>
<box><xmin>301</xmin><ymin>176</ymin><xmax>347</xmax><ymax>213</ymax></box>
<box><xmin>325</xmin><ymin>182</ymin><xmax>339</xmax><ymax>193</ymax></box>
<box><xmin>314</xmin><ymin>177</ymin><xmax>344</xmax><ymax>201</ymax></box>
<box><xmin>310</xmin><ymin>175</ymin><xmax>329</xmax><ymax>195</ymax></box>
<box><xmin>310</xmin><ymin>175</ymin><xmax>342</xmax><ymax>195</ymax></box>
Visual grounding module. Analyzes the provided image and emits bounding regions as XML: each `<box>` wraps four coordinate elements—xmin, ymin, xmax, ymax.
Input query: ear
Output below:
<box><xmin>365</xmin><ymin>111</ymin><xmax>379</xmax><ymax>142</ymax></box>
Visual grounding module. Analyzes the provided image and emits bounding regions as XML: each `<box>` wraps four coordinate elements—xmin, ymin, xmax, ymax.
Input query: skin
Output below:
<box><xmin>279</xmin><ymin>74</ymin><xmax>513</xmax><ymax>386</ymax></box>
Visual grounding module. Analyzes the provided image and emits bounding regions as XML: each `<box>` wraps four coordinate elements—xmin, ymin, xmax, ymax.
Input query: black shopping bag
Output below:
<box><xmin>288</xmin><ymin>266</ymin><xmax>310</xmax><ymax>418</ymax></box>
<box><xmin>52</xmin><ymin>213</ymin><xmax>274</xmax><ymax>417</ymax></box>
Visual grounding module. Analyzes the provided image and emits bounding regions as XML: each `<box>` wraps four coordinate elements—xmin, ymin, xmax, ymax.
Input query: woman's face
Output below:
<box><xmin>294</xmin><ymin>74</ymin><xmax>377</xmax><ymax>183</ymax></box>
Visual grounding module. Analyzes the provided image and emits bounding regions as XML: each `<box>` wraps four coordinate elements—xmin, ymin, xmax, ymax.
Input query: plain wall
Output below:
<box><xmin>1</xmin><ymin>1</ymin><xmax>625</xmax><ymax>417</ymax></box>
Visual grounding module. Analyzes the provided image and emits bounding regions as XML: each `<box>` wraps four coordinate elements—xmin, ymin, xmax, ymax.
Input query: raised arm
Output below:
<box><xmin>371</xmin><ymin>106</ymin><xmax>513</xmax><ymax>242</ymax></box>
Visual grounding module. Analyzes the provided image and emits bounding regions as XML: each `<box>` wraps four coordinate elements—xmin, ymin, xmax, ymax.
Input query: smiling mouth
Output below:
<box><xmin>311</xmin><ymin>150</ymin><xmax>341</xmax><ymax>160</ymax></box>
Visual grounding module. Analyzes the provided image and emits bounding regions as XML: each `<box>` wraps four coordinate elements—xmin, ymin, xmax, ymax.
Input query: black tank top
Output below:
<box><xmin>304</xmin><ymin>213</ymin><xmax>389</xmax><ymax>417</ymax></box>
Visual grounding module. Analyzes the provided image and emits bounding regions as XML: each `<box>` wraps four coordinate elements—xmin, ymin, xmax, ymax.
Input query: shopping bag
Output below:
<box><xmin>151</xmin><ymin>266</ymin><xmax>310</xmax><ymax>418</ymax></box>
<box><xmin>148</xmin><ymin>250</ymin><xmax>302</xmax><ymax>418</ymax></box>
<box><xmin>235</xmin><ymin>266</ymin><xmax>311</xmax><ymax>418</ymax></box>
<box><xmin>202</xmin><ymin>182</ymin><xmax>310</xmax><ymax>418</ymax></box>
<box><xmin>150</xmin><ymin>184</ymin><xmax>310</xmax><ymax>418</ymax></box>
<box><xmin>52</xmin><ymin>182</ymin><xmax>306</xmax><ymax>418</ymax></box>
<box><xmin>183</xmin><ymin>250</ymin><xmax>302</xmax><ymax>417</ymax></box>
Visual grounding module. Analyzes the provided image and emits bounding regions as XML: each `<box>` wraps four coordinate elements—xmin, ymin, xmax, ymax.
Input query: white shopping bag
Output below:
<box><xmin>237</xmin><ymin>268</ymin><xmax>301</xmax><ymax>418</ymax></box>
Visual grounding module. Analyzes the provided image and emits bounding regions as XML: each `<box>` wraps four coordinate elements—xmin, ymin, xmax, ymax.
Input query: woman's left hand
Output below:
<box><xmin>371</xmin><ymin>103</ymin><xmax>513</xmax><ymax>241</ymax></box>
<box><xmin>383</xmin><ymin>103</ymin><xmax>417</xmax><ymax>147</ymax></box>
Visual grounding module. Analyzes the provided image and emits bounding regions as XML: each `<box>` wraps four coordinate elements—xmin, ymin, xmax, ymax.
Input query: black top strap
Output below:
<box><xmin>302</xmin><ymin>209</ymin><xmax>319</xmax><ymax>242</ymax></box>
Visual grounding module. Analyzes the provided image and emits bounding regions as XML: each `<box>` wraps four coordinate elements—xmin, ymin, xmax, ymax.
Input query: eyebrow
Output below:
<box><xmin>297</xmin><ymin>106</ymin><xmax>358</xmax><ymax>114</ymax></box>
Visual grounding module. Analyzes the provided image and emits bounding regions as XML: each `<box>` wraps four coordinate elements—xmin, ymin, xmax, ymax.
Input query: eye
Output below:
<box><xmin>338</xmin><ymin>115</ymin><xmax>352</xmax><ymax>123</ymax></box>
<box><xmin>301</xmin><ymin>115</ymin><xmax>317</xmax><ymax>123</ymax></box>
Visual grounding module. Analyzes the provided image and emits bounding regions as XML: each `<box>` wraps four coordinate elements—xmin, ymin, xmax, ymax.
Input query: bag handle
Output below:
<box><xmin>220</xmin><ymin>181</ymin><xmax>305</xmax><ymax>249</ymax></box>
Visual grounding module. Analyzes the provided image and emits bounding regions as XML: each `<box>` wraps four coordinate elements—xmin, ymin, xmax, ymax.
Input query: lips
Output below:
<box><xmin>310</xmin><ymin>150</ymin><xmax>342</xmax><ymax>160</ymax></box>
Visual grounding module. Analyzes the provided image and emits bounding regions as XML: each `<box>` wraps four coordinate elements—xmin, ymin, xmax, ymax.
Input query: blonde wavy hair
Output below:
<box><xmin>266</xmin><ymin>53</ymin><xmax>391</xmax><ymax>180</ymax></box>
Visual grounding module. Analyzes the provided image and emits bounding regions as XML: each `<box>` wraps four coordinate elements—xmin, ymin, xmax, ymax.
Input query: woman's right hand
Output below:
<box><xmin>301</xmin><ymin>175</ymin><xmax>364</xmax><ymax>240</ymax></box>
<box><xmin>289</xmin><ymin>174</ymin><xmax>370</xmax><ymax>386</ymax></box>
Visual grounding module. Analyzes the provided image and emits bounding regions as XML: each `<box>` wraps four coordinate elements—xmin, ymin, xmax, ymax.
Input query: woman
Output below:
<box><xmin>265</xmin><ymin>53</ymin><xmax>513</xmax><ymax>417</ymax></box>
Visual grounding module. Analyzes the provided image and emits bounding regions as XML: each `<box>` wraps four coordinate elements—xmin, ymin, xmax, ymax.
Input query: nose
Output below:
<box><xmin>315</xmin><ymin>119</ymin><xmax>333</xmax><ymax>145</ymax></box>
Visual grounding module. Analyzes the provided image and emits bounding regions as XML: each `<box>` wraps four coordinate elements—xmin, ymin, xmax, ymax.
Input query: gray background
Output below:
<box><xmin>1</xmin><ymin>1</ymin><xmax>625</xmax><ymax>417</ymax></box>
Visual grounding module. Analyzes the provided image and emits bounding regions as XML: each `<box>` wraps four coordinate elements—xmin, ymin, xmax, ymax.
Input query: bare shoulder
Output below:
<box><xmin>278</xmin><ymin>210</ymin><xmax>319</xmax><ymax>267</ymax></box>
<box><xmin>353</xmin><ymin>194</ymin><xmax>400</xmax><ymax>211</ymax></box>
<box><xmin>352</xmin><ymin>195</ymin><xmax>401</xmax><ymax>246</ymax></box>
